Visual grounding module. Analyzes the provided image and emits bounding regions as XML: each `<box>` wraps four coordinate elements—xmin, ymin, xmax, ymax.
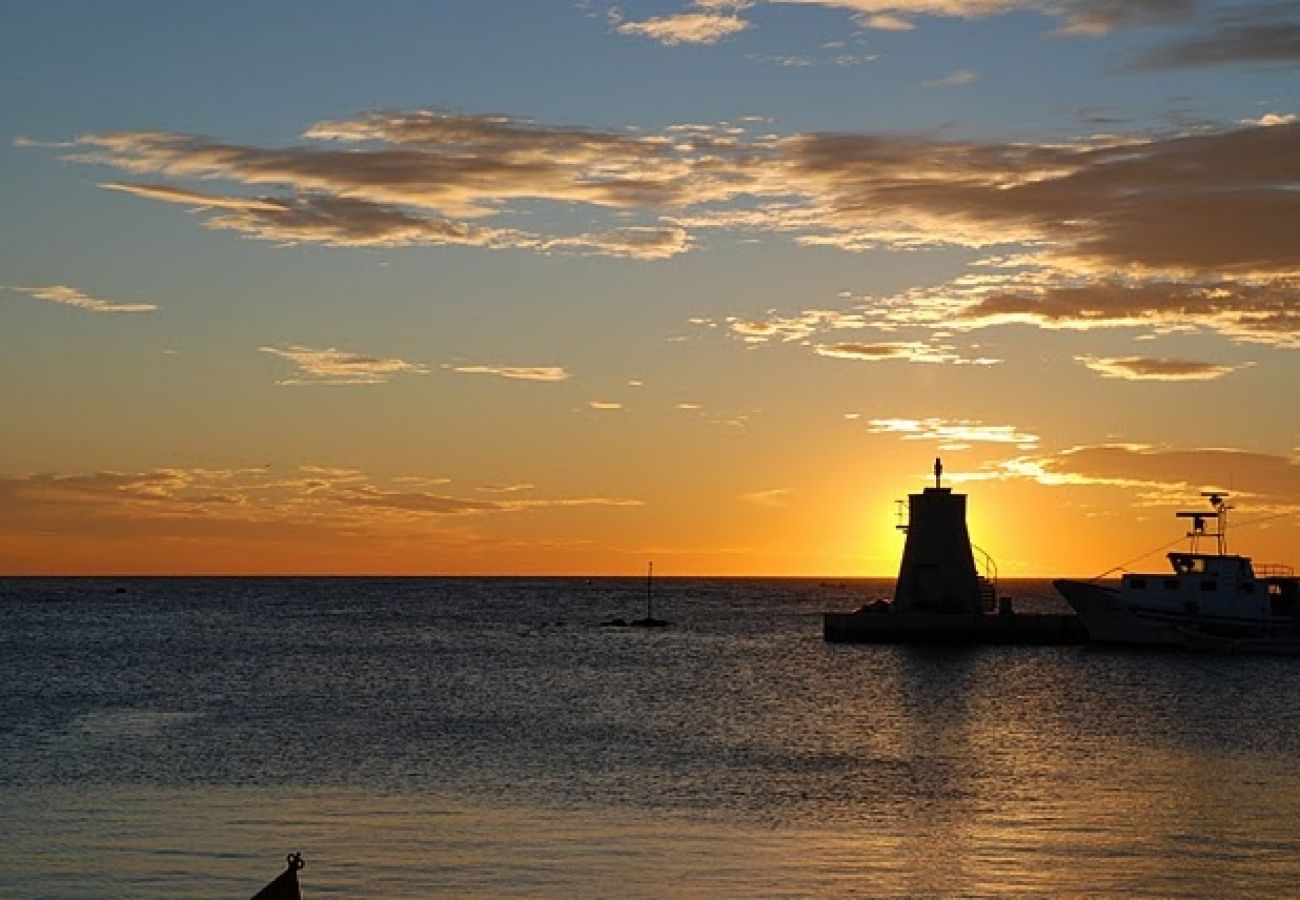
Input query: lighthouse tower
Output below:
<box><xmin>892</xmin><ymin>458</ymin><xmax>982</xmax><ymax>614</ymax></box>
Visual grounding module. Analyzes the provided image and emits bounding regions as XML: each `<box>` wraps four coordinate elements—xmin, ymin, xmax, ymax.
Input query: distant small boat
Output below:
<box><xmin>251</xmin><ymin>852</ymin><xmax>304</xmax><ymax>900</ymax></box>
<box><xmin>1055</xmin><ymin>493</ymin><xmax>1300</xmax><ymax>653</ymax></box>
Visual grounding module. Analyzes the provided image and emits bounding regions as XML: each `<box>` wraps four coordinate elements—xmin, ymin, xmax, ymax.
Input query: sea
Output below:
<box><xmin>4</xmin><ymin>577</ymin><xmax>1300</xmax><ymax>898</ymax></box>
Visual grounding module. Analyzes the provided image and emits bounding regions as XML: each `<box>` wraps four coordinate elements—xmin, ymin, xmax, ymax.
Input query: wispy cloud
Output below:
<box><xmin>477</xmin><ymin>483</ymin><xmax>535</xmax><ymax>494</ymax></box>
<box><xmin>616</xmin><ymin>11</ymin><xmax>752</xmax><ymax>44</ymax></box>
<box><xmin>814</xmin><ymin>341</ymin><xmax>1000</xmax><ymax>365</ymax></box>
<box><xmin>0</xmin><ymin>466</ymin><xmax>645</xmax><ymax>540</ymax></box>
<box><xmin>772</xmin><ymin>0</ymin><xmax>1195</xmax><ymax>35</ymax></box>
<box><xmin>868</xmin><ymin>417</ymin><xmax>1040</xmax><ymax>448</ymax></box>
<box><xmin>445</xmin><ymin>364</ymin><xmax>572</xmax><ymax>382</ymax></box>
<box><xmin>588</xmin><ymin>400</ymin><xmax>624</xmax><ymax>410</ymax></box>
<box><xmin>6</xmin><ymin>284</ymin><xmax>157</xmax><ymax>314</ymax></box>
<box><xmin>1127</xmin><ymin>4</ymin><xmax>1300</xmax><ymax>70</ymax></box>
<box><xmin>865</xmin><ymin>271</ymin><xmax>1300</xmax><ymax>350</ymax></box>
<box><xmin>921</xmin><ymin>69</ymin><xmax>979</xmax><ymax>87</ymax></box>
<box><xmin>27</xmin><ymin>110</ymin><xmax>1300</xmax><ymax>354</ymax></box>
<box><xmin>259</xmin><ymin>344</ymin><xmax>429</xmax><ymax>385</ymax></box>
<box><xmin>967</xmin><ymin>444</ymin><xmax>1300</xmax><ymax>508</ymax></box>
<box><xmin>1075</xmin><ymin>355</ymin><xmax>1252</xmax><ymax>381</ymax></box>
<box><xmin>738</xmin><ymin>487</ymin><xmax>794</xmax><ymax>506</ymax></box>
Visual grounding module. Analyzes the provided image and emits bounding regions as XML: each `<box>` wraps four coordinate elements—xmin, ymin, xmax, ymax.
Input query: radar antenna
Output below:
<box><xmin>1176</xmin><ymin>492</ymin><xmax>1232</xmax><ymax>555</ymax></box>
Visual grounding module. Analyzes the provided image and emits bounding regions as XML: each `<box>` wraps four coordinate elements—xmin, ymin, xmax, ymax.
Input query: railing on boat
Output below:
<box><xmin>1256</xmin><ymin>562</ymin><xmax>1296</xmax><ymax>579</ymax></box>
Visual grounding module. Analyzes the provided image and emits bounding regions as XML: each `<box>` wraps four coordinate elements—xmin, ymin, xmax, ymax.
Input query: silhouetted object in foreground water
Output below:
<box><xmin>601</xmin><ymin>561</ymin><xmax>671</xmax><ymax>627</ymax></box>
<box><xmin>825</xmin><ymin>459</ymin><xmax>1086</xmax><ymax>644</ymax></box>
<box><xmin>1056</xmin><ymin>492</ymin><xmax>1300</xmax><ymax>652</ymax></box>
<box><xmin>251</xmin><ymin>852</ymin><xmax>304</xmax><ymax>900</ymax></box>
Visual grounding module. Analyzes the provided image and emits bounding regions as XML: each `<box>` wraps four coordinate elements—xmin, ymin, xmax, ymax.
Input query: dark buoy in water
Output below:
<box><xmin>250</xmin><ymin>851</ymin><xmax>304</xmax><ymax>900</ymax></box>
<box><xmin>630</xmin><ymin>560</ymin><xmax>670</xmax><ymax>627</ymax></box>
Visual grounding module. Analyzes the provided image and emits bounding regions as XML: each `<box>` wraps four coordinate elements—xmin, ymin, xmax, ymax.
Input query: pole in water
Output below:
<box><xmin>646</xmin><ymin>561</ymin><xmax>653</xmax><ymax>619</ymax></box>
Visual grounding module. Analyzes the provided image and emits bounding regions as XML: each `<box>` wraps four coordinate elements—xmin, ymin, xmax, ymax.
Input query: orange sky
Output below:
<box><xmin>2</xmin><ymin>2</ymin><xmax>1298</xmax><ymax>575</ymax></box>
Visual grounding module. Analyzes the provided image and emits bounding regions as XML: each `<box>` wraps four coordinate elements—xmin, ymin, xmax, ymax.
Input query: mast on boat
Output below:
<box><xmin>1177</xmin><ymin>492</ymin><xmax>1232</xmax><ymax>555</ymax></box>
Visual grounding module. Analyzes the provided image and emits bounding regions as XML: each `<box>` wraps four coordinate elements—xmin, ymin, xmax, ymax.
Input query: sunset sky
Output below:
<box><xmin>1</xmin><ymin>0</ymin><xmax>1297</xmax><ymax>575</ymax></box>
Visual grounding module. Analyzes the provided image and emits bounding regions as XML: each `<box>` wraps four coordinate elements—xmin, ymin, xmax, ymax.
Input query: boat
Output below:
<box><xmin>1054</xmin><ymin>493</ymin><xmax>1300</xmax><ymax>652</ymax></box>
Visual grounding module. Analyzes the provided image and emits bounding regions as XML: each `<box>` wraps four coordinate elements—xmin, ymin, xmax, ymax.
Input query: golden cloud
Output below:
<box><xmin>7</xmin><ymin>284</ymin><xmax>157</xmax><ymax>314</ymax></box>
<box><xmin>984</xmin><ymin>445</ymin><xmax>1300</xmax><ymax>508</ymax></box>
<box><xmin>868</xmin><ymin>417</ymin><xmax>1040</xmax><ymax>447</ymax></box>
<box><xmin>444</xmin><ymin>364</ymin><xmax>572</xmax><ymax>382</ymax></box>
<box><xmin>0</xmin><ymin>466</ymin><xmax>644</xmax><ymax>531</ymax></box>
<box><xmin>259</xmin><ymin>344</ymin><xmax>429</xmax><ymax>385</ymax></box>
<box><xmin>1075</xmin><ymin>355</ymin><xmax>1251</xmax><ymax>381</ymax></box>
<box><xmin>616</xmin><ymin>12</ymin><xmax>751</xmax><ymax>44</ymax></box>
<box><xmin>28</xmin><ymin>109</ymin><xmax>1300</xmax><ymax>350</ymax></box>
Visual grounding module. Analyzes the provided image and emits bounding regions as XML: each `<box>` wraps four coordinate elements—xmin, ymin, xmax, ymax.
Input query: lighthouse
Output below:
<box><xmin>891</xmin><ymin>458</ymin><xmax>983</xmax><ymax>614</ymax></box>
<box><xmin>823</xmin><ymin>458</ymin><xmax>1087</xmax><ymax>644</ymax></box>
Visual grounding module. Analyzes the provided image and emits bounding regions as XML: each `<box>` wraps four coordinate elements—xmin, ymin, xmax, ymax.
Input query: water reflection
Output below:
<box><xmin>5</xmin><ymin>578</ymin><xmax>1300</xmax><ymax>896</ymax></box>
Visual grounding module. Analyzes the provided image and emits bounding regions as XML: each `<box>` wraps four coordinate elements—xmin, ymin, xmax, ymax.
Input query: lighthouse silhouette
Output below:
<box><xmin>892</xmin><ymin>457</ymin><xmax>982</xmax><ymax>614</ymax></box>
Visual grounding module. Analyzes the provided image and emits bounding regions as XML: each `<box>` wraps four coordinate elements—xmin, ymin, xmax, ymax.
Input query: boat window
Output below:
<box><xmin>1128</xmin><ymin>577</ymin><xmax>1147</xmax><ymax>590</ymax></box>
<box><xmin>1201</xmin><ymin>579</ymin><xmax>1216</xmax><ymax>592</ymax></box>
<box><xmin>1164</xmin><ymin>579</ymin><xmax>1179</xmax><ymax>590</ymax></box>
<box><xmin>1171</xmin><ymin>556</ymin><xmax>1208</xmax><ymax>575</ymax></box>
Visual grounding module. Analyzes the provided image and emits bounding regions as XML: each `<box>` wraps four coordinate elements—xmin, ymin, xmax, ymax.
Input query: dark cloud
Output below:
<box><xmin>955</xmin><ymin>278</ymin><xmax>1300</xmax><ymax>347</ymax></box>
<box><xmin>1023</xmin><ymin>444</ymin><xmax>1300</xmax><ymax>504</ymax></box>
<box><xmin>1129</xmin><ymin>4</ymin><xmax>1300</xmax><ymax>70</ymax></box>
<box><xmin>1075</xmin><ymin>355</ymin><xmax>1249</xmax><ymax>380</ymax></box>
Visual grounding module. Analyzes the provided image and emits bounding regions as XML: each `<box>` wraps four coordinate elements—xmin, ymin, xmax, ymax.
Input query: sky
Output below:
<box><xmin>1</xmin><ymin>0</ymin><xmax>1297</xmax><ymax>576</ymax></box>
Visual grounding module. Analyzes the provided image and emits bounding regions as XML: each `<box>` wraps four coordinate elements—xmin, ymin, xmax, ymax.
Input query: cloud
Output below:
<box><xmin>772</xmin><ymin>0</ymin><xmax>1195</xmax><ymax>35</ymax></box>
<box><xmin>739</xmin><ymin>488</ymin><xmax>794</xmax><ymax>506</ymax></box>
<box><xmin>868</xmin><ymin>417</ymin><xmax>1040</xmax><ymax>448</ymax></box>
<box><xmin>31</xmin><ymin>110</ymin><xmax>1300</xmax><ymax>345</ymax></box>
<box><xmin>100</xmin><ymin>181</ymin><xmax>288</xmax><ymax>212</ymax></box>
<box><xmin>259</xmin><ymin>344</ymin><xmax>429</xmax><ymax>385</ymax></box>
<box><xmin>588</xmin><ymin>400</ymin><xmax>624</xmax><ymax>409</ymax></box>
<box><xmin>1075</xmin><ymin>355</ymin><xmax>1251</xmax><ymax>381</ymax></box>
<box><xmin>0</xmin><ymin>466</ymin><xmax>645</xmax><ymax>544</ymax></box>
<box><xmin>981</xmin><ymin>444</ymin><xmax>1300</xmax><ymax>508</ymax></box>
<box><xmin>47</xmin><ymin>113</ymin><xmax>726</xmax><ymax>259</ymax></box>
<box><xmin>872</xmin><ymin>273</ymin><xmax>1300</xmax><ymax>349</ymax></box>
<box><xmin>337</xmin><ymin>486</ymin><xmax>505</xmax><ymax>514</ymax></box>
<box><xmin>862</xmin><ymin>13</ymin><xmax>914</xmax><ymax>30</ymax></box>
<box><xmin>107</xmin><ymin>181</ymin><xmax>539</xmax><ymax>250</ymax></box>
<box><xmin>1128</xmin><ymin>5</ymin><xmax>1300</xmax><ymax>70</ymax></box>
<box><xmin>616</xmin><ymin>11</ymin><xmax>751</xmax><ymax>44</ymax></box>
<box><xmin>477</xmin><ymin>483</ymin><xmax>536</xmax><ymax>494</ymax></box>
<box><xmin>723</xmin><ymin>309</ymin><xmax>854</xmax><ymax>343</ymax></box>
<box><xmin>542</xmin><ymin>224</ymin><xmax>689</xmax><ymax>260</ymax></box>
<box><xmin>921</xmin><ymin>69</ymin><xmax>979</xmax><ymax>87</ymax></box>
<box><xmin>814</xmin><ymin>341</ymin><xmax>1000</xmax><ymax>365</ymax></box>
<box><xmin>445</xmin><ymin>364</ymin><xmax>572</xmax><ymax>382</ymax></box>
<box><xmin>779</xmin><ymin>122</ymin><xmax>1300</xmax><ymax>277</ymax></box>
<box><xmin>6</xmin><ymin>284</ymin><xmax>157</xmax><ymax>313</ymax></box>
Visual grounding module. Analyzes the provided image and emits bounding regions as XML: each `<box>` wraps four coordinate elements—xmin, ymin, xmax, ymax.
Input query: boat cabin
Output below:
<box><xmin>1168</xmin><ymin>552</ymin><xmax>1254</xmax><ymax>579</ymax></box>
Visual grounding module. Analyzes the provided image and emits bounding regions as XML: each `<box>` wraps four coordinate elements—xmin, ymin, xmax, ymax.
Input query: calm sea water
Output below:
<box><xmin>4</xmin><ymin>577</ymin><xmax>1300</xmax><ymax>897</ymax></box>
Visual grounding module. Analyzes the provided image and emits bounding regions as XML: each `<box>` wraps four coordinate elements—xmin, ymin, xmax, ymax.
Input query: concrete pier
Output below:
<box><xmin>823</xmin><ymin>607</ymin><xmax>1087</xmax><ymax>645</ymax></box>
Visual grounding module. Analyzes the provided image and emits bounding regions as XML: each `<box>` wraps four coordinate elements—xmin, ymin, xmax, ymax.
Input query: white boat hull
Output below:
<box><xmin>1054</xmin><ymin>579</ymin><xmax>1300</xmax><ymax>653</ymax></box>
<box><xmin>1054</xmin><ymin>580</ymin><xmax>1177</xmax><ymax>647</ymax></box>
